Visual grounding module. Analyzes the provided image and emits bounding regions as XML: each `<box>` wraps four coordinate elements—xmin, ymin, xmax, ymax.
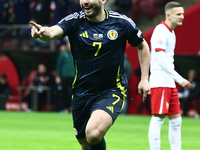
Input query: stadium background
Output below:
<box><xmin>0</xmin><ymin>0</ymin><xmax>200</xmax><ymax>114</ymax></box>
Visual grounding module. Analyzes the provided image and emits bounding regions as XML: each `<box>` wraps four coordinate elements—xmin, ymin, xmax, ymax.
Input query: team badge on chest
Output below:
<box><xmin>107</xmin><ymin>30</ymin><xmax>118</xmax><ymax>40</ymax></box>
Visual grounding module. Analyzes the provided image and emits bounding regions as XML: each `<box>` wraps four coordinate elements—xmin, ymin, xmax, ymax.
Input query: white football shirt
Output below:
<box><xmin>149</xmin><ymin>21</ymin><xmax>184</xmax><ymax>88</ymax></box>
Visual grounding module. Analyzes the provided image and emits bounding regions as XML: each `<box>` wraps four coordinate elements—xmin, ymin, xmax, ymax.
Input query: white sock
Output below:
<box><xmin>169</xmin><ymin>116</ymin><xmax>182</xmax><ymax>150</ymax></box>
<box><xmin>148</xmin><ymin>117</ymin><xmax>165</xmax><ymax>150</ymax></box>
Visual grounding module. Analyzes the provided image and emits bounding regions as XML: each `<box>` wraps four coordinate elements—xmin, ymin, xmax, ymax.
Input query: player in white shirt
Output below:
<box><xmin>148</xmin><ymin>2</ymin><xmax>191</xmax><ymax>150</ymax></box>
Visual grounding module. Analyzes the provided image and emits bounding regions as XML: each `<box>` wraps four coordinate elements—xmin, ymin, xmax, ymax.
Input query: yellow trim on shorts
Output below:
<box><xmin>116</xmin><ymin>66</ymin><xmax>127</xmax><ymax>111</ymax></box>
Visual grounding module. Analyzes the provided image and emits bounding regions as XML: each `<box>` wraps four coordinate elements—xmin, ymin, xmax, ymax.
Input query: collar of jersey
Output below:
<box><xmin>161</xmin><ymin>21</ymin><xmax>172</xmax><ymax>32</ymax></box>
<box><xmin>105</xmin><ymin>9</ymin><xmax>109</xmax><ymax>20</ymax></box>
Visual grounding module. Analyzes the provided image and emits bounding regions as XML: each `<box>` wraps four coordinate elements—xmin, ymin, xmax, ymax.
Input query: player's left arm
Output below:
<box><xmin>137</xmin><ymin>39</ymin><xmax>150</xmax><ymax>102</ymax></box>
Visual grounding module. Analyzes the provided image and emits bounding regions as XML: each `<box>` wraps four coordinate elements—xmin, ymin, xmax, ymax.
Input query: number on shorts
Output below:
<box><xmin>112</xmin><ymin>94</ymin><xmax>120</xmax><ymax>105</ymax></box>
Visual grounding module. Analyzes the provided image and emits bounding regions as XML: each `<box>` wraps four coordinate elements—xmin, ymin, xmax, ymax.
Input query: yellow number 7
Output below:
<box><xmin>93</xmin><ymin>42</ymin><xmax>102</xmax><ymax>56</ymax></box>
<box><xmin>112</xmin><ymin>94</ymin><xmax>120</xmax><ymax>105</ymax></box>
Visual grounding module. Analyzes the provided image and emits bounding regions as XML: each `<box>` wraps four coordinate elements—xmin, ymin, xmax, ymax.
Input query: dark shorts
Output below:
<box><xmin>72</xmin><ymin>89</ymin><xmax>126</xmax><ymax>139</ymax></box>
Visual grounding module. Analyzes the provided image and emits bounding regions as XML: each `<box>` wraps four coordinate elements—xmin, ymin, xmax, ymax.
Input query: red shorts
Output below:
<box><xmin>150</xmin><ymin>87</ymin><xmax>180</xmax><ymax>115</ymax></box>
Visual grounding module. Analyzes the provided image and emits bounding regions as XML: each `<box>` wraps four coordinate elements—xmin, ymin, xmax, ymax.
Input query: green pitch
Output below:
<box><xmin>0</xmin><ymin>111</ymin><xmax>199</xmax><ymax>150</ymax></box>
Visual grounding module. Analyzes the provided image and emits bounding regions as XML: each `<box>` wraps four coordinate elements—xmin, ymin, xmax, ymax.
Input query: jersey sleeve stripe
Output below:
<box><xmin>63</xmin><ymin>13</ymin><xmax>79</xmax><ymax>22</ymax></box>
<box><xmin>116</xmin><ymin>66</ymin><xmax>127</xmax><ymax>101</ymax></box>
<box><xmin>109</xmin><ymin>11</ymin><xmax>136</xmax><ymax>28</ymax></box>
<box><xmin>155</xmin><ymin>48</ymin><xmax>166</xmax><ymax>52</ymax></box>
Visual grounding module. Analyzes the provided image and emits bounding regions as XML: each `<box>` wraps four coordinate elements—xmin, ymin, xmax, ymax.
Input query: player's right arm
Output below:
<box><xmin>137</xmin><ymin>39</ymin><xmax>150</xmax><ymax>102</ymax></box>
<box><xmin>30</xmin><ymin>21</ymin><xmax>64</xmax><ymax>41</ymax></box>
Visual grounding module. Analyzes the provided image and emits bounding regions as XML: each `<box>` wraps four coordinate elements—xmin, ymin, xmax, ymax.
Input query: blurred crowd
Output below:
<box><xmin>0</xmin><ymin>0</ymin><xmax>81</xmax><ymax>51</ymax></box>
<box><xmin>101</xmin><ymin>0</ymin><xmax>174</xmax><ymax>22</ymax></box>
<box><xmin>0</xmin><ymin>0</ymin><xmax>174</xmax><ymax>26</ymax></box>
<box><xmin>0</xmin><ymin>0</ymin><xmax>175</xmax><ymax>52</ymax></box>
<box><xmin>0</xmin><ymin>0</ymin><xmax>81</xmax><ymax>26</ymax></box>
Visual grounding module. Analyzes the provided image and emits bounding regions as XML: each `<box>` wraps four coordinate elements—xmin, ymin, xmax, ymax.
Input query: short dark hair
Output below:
<box><xmin>165</xmin><ymin>1</ymin><xmax>182</xmax><ymax>12</ymax></box>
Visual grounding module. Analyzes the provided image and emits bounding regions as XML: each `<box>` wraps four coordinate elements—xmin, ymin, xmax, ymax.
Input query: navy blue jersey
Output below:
<box><xmin>57</xmin><ymin>9</ymin><xmax>143</xmax><ymax>97</ymax></box>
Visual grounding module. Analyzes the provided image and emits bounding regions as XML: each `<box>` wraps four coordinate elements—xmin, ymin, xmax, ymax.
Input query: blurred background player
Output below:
<box><xmin>121</xmin><ymin>53</ymin><xmax>132</xmax><ymax>114</ymax></box>
<box><xmin>0</xmin><ymin>73</ymin><xmax>10</xmax><ymax>110</ymax></box>
<box><xmin>55</xmin><ymin>37</ymin><xmax>75</xmax><ymax>112</ymax></box>
<box><xmin>148</xmin><ymin>2</ymin><xmax>191</xmax><ymax>150</ymax></box>
<box><xmin>178</xmin><ymin>69</ymin><xmax>200</xmax><ymax>116</ymax></box>
<box><xmin>25</xmin><ymin>63</ymin><xmax>55</xmax><ymax>111</ymax></box>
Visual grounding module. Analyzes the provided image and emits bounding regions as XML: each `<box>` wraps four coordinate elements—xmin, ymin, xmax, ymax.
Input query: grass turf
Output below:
<box><xmin>0</xmin><ymin>111</ymin><xmax>199</xmax><ymax>150</ymax></box>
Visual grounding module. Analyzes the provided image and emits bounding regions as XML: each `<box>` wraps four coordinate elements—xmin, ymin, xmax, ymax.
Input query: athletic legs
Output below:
<box><xmin>148</xmin><ymin>114</ymin><xmax>182</xmax><ymax>150</ymax></box>
<box><xmin>168</xmin><ymin>115</ymin><xmax>182</xmax><ymax>150</ymax></box>
<box><xmin>77</xmin><ymin>109</ymin><xmax>113</xmax><ymax>150</ymax></box>
<box><xmin>148</xmin><ymin>115</ymin><xmax>165</xmax><ymax>150</ymax></box>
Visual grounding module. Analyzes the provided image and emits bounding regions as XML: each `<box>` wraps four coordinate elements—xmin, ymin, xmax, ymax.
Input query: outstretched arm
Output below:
<box><xmin>137</xmin><ymin>39</ymin><xmax>150</xmax><ymax>102</ymax></box>
<box><xmin>30</xmin><ymin>21</ymin><xmax>64</xmax><ymax>41</ymax></box>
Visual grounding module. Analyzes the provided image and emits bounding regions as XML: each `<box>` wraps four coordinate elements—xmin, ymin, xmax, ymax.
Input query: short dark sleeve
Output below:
<box><xmin>124</xmin><ymin>17</ymin><xmax>144</xmax><ymax>47</ymax></box>
<box><xmin>56</xmin><ymin>12</ymin><xmax>79</xmax><ymax>37</ymax></box>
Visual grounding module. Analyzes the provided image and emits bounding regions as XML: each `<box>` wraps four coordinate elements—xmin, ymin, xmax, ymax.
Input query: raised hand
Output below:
<box><xmin>30</xmin><ymin>21</ymin><xmax>46</xmax><ymax>39</ymax></box>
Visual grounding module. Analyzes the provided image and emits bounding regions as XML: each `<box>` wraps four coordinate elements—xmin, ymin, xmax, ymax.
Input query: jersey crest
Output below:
<box><xmin>107</xmin><ymin>30</ymin><xmax>118</xmax><ymax>40</ymax></box>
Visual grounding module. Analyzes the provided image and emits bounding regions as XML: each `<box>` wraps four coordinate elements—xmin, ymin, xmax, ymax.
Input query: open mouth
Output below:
<box><xmin>84</xmin><ymin>7</ymin><xmax>92</xmax><ymax>12</ymax></box>
<box><xmin>82</xmin><ymin>4</ymin><xmax>93</xmax><ymax>12</ymax></box>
